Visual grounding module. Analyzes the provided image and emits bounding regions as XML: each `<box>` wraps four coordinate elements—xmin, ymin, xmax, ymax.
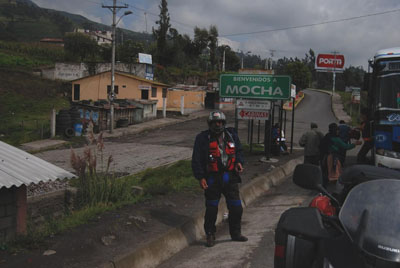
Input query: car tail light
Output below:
<box><xmin>274</xmin><ymin>245</ymin><xmax>285</xmax><ymax>258</ymax></box>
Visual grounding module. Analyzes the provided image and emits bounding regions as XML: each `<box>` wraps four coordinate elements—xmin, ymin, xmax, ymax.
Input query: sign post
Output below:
<box><xmin>290</xmin><ymin>84</ymin><xmax>296</xmax><ymax>153</ymax></box>
<box><xmin>220</xmin><ymin>74</ymin><xmax>291</xmax><ymax>99</ymax></box>
<box><xmin>315</xmin><ymin>52</ymin><xmax>345</xmax><ymax>94</ymax></box>
<box><xmin>220</xmin><ymin>74</ymin><xmax>291</xmax><ymax>159</ymax></box>
<box><xmin>350</xmin><ymin>87</ymin><xmax>361</xmax><ymax>117</ymax></box>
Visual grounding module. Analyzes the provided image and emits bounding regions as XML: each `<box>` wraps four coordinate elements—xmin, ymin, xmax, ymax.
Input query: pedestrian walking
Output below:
<box><xmin>320</xmin><ymin>123</ymin><xmax>361</xmax><ymax>185</ymax></box>
<box><xmin>298</xmin><ymin>122</ymin><xmax>324</xmax><ymax>165</ymax></box>
<box><xmin>272</xmin><ymin>123</ymin><xmax>288</xmax><ymax>156</ymax></box>
<box><xmin>357</xmin><ymin>109</ymin><xmax>373</xmax><ymax>164</ymax></box>
<box><xmin>191</xmin><ymin>111</ymin><xmax>248</xmax><ymax>247</ymax></box>
<box><xmin>338</xmin><ymin>120</ymin><xmax>351</xmax><ymax>165</ymax></box>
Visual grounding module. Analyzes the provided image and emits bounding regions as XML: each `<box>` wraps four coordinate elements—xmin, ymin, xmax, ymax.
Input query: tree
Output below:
<box><xmin>217</xmin><ymin>45</ymin><xmax>240</xmax><ymax>71</ymax></box>
<box><xmin>152</xmin><ymin>0</ymin><xmax>170</xmax><ymax>65</ymax></box>
<box><xmin>166</xmin><ymin>27</ymin><xmax>188</xmax><ymax>67</ymax></box>
<box><xmin>208</xmin><ymin>25</ymin><xmax>218</xmax><ymax>70</ymax></box>
<box><xmin>64</xmin><ymin>33</ymin><xmax>99</xmax><ymax>61</ymax></box>
<box><xmin>343</xmin><ymin>66</ymin><xmax>365</xmax><ymax>88</ymax></box>
<box><xmin>285</xmin><ymin>61</ymin><xmax>312</xmax><ymax>90</ymax></box>
<box><xmin>116</xmin><ymin>40</ymin><xmax>145</xmax><ymax>63</ymax></box>
<box><xmin>193</xmin><ymin>27</ymin><xmax>209</xmax><ymax>56</ymax></box>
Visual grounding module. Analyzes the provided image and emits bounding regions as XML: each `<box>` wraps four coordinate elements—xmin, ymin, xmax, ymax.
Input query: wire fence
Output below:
<box><xmin>0</xmin><ymin>119</ymin><xmax>51</xmax><ymax>144</ymax></box>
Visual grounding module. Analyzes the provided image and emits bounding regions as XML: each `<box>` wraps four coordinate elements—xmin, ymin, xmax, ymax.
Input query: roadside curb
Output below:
<box><xmin>106</xmin><ymin>156</ymin><xmax>304</xmax><ymax>268</ymax></box>
<box><xmin>283</xmin><ymin>92</ymin><xmax>305</xmax><ymax>111</ymax></box>
<box><xmin>331</xmin><ymin>93</ymin><xmax>352</xmax><ymax>123</ymax></box>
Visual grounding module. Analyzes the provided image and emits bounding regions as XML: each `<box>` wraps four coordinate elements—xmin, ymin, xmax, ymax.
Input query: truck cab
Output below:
<box><xmin>367</xmin><ymin>47</ymin><xmax>400</xmax><ymax>169</ymax></box>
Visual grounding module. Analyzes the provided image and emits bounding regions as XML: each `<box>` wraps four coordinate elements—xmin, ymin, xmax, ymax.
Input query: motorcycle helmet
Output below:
<box><xmin>207</xmin><ymin>111</ymin><xmax>226</xmax><ymax>134</ymax></box>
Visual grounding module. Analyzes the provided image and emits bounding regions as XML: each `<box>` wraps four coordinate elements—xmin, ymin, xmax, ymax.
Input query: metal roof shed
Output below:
<box><xmin>0</xmin><ymin>141</ymin><xmax>75</xmax><ymax>242</ymax></box>
<box><xmin>0</xmin><ymin>141</ymin><xmax>75</xmax><ymax>189</ymax></box>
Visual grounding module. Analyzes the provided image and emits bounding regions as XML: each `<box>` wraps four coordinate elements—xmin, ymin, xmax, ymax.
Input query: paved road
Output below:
<box><xmin>35</xmin><ymin>90</ymin><xmax>335</xmax><ymax>176</ymax></box>
<box><xmin>36</xmin><ymin>116</ymin><xmax>211</xmax><ymax>174</ymax></box>
<box><xmin>156</xmin><ymin>89</ymin><xmax>339</xmax><ymax>268</ymax></box>
<box><xmin>157</xmin><ymin>178</ymin><xmax>314</xmax><ymax>268</ymax></box>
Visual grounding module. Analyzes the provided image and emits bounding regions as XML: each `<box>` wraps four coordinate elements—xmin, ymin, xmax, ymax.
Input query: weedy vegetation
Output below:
<box><xmin>6</xmin><ymin>131</ymin><xmax>199</xmax><ymax>251</ymax></box>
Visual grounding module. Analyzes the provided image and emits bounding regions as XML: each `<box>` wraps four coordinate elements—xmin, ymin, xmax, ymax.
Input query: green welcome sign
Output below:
<box><xmin>219</xmin><ymin>74</ymin><xmax>291</xmax><ymax>100</ymax></box>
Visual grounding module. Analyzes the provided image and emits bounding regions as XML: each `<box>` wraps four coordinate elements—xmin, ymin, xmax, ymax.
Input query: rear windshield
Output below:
<box><xmin>339</xmin><ymin>179</ymin><xmax>400</xmax><ymax>262</ymax></box>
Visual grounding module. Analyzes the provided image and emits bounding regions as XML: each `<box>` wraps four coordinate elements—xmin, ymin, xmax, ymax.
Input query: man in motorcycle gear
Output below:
<box><xmin>192</xmin><ymin>111</ymin><xmax>247</xmax><ymax>247</ymax></box>
<box><xmin>207</xmin><ymin>110</ymin><xmax>226</xmax><ymax>134</ymax></box>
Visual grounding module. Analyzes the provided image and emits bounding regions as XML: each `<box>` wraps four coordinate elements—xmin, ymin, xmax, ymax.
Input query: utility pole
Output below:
<box><xmin>102</xmin><ymin>1</ymin><xmax>130</xmax><ymax>133</ymax></box>
<box><xmin>144</xmin><ymin>12</ymin><xmax>148</xmax><ymax>33</ymax></box>
<box><xmin>222</xmin><ymin>49</ymin><xmax>226</xmax><ymax>72</ymax></box>
<box><xmin>269</xmin><ymin>49</ymin><xmax>275</xmax><ymax>70</ymax></box>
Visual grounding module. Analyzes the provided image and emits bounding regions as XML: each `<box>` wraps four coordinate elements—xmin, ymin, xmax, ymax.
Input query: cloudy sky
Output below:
<box><xmin>32</xmin><ymin>0</ymin><xmax>400</xmax><ymax>69</ymax></box>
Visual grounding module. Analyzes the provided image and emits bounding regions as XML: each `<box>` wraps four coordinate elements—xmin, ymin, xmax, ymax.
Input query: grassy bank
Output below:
<box><xmin>8</xmin><ymin>159</ymin><xmax>199</xmax><ymax>251</ymax></box>
<box><xmin>0</xmin><ymin>69</ymin><xmax>70</xmax><ymax>145</ymax></box>
<box><xmin>337</xmin><ymin>91</ymin><xmax>367</xmax><ymax>126</ymax></box>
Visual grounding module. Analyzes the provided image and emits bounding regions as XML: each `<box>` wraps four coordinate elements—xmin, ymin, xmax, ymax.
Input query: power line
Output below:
<box><xmin>220</xmin><ymin>8</ymin><xmax>400</xmax><ymax>37</ymax></box>
<box><xmin>82</xmin><ymin>0</ymin><xmax>104</xmax><ymax>5</ymax></box>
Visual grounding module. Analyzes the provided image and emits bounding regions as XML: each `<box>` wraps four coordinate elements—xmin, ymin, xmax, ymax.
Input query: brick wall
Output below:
<box><xmin>0</xmin><ymin>187</ymin><xmax>17</xmax><ymax>244</ymax></box>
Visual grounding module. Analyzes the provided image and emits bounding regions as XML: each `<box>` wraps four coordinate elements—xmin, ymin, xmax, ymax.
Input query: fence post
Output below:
<box><xmin>51</xmin><ymin>108</ymin><xmax>56</xmax><ymax>138</ymax></box>
<box><xmin>163</xmin><ymin>98</ymin><xmax>167</xmax><ymax>118</ymax></box>
<box><xmin>180</xmin><ymin>95</ymin><xmax>185</xmax><ymax>115</ymax></box>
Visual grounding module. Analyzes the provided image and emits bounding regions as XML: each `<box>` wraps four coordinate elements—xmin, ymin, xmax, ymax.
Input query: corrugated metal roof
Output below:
<box><xmin>69</xmin><ymin>70</ymin><xmax>170</xmax><ymax>87</ymax></box>
<box><xmin>117</xmin><ymin>72</ymin><xmax>169</xmax><ymax>87</ymax></box>
<box><xmin>0</xmin><ymin>141</ymin><xmax>76</xmax><ymax>189</ymax></box>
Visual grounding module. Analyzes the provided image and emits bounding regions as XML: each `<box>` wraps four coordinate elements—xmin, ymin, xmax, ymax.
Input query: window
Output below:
<box><xmin>107</xmin><ymin>85</ymin><xmax>119</xmax><ymax>94</ymax></box>
<box><xmin>141</xmin><ymin>90</ymin><xmax>149</xmax><ymax>100</ymax></box>
<box><xmin>73</xmin><ymin>84</ymin><xmax>80</xmax><ymax>101</ymax></box>
<box><xmin>151</xmin><ymin>87</ymin><xmax>157</xmax><ymax>98</ymax></box>
<box><xmin>162</xmin><ymin>88</ymin><xmax>168</xmax><ymax>98</ymax></box>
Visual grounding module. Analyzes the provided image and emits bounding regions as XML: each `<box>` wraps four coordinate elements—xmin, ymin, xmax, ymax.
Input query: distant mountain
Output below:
<box><xmin>16</xmin><ymin>0</ymin><xmax>38</xmax><ymax>7</ymax></box>
<box><xmin>0</xmin><ymin>0</ymin><xmax>152</xmax><ymax>42</ymax></box>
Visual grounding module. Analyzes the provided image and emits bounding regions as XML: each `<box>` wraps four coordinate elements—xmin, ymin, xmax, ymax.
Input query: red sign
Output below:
<box><xmin>315</xmin><ymin>54</ymin><xmax>345</xmax><ymax>70</ymax></box>
<box><xmin>237</xmin><ymin>109</ymin><xmax>269</xmax><ymax>120</ymax></box>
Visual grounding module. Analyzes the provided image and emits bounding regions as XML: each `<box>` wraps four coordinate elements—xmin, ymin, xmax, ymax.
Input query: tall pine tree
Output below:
<box><xmin>153</xmin><ymin>0</ymin><xmax>171</xmax><ymax>65</ymax></box>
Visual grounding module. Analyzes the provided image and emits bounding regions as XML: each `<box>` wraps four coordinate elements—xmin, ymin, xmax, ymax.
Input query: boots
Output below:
<box><xmin>206</xmin><ymin>233</ymin><xmax>216</xmax><ymax>247</ymax></box>
<box><xmin>231</xmin><ymin>234</ymin><xmax>248</xmax><ymax>242</ymax></box>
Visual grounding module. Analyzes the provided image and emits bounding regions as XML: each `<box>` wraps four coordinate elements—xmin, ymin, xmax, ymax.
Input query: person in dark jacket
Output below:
<box><xmin>357</xmin><ymin>109</ymin><xmax>373</xmax><ymax>164</ymax></box>
<box><xmin>321</xmin><ymin>123</ymin><xmax>361</xmax><ymax>185</ymax></box>
<box><xmin>299</xmin><ymin>122</ymin><xmax>324</xmax><ymax>165</ymax></box>
<box><xmin>338</xmin><ymin>120</ymin><xmax>351</xmax><ymax>165</ymax></box>
<box><xmin>192</xmin><ymin>111</ymin><xmax>247</xmax><ymax>247</ymax></box>
<box><xmin>272</xmin><ymin>123</ymin><xmax>288</xmax><ymax>155</ymax></box>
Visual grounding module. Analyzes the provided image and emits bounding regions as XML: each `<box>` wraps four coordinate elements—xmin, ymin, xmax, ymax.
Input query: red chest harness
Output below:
<box><xmin>207</xmin><ymin>133</ymin><xmax>236</xmax><ymax>172</ymax></box>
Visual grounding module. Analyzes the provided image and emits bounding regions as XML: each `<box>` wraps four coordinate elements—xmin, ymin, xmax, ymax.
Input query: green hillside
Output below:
<box><xmin>0</xmin><ymin>0</ymin><xmax>152</xmax><ymax>42</ymax></box>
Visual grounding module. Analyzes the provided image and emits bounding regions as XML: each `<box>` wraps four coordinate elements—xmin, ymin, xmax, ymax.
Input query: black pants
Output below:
<box><xmin>357</xmin><ymin>140</ymin><xmax>373</xmax><ymax>164</ymax></box>
<box><xmin>204</xmin><ymin>172</ymin><xmax>243</xmax><ymax>237</ymax></box>
<box><xmin>304</xmin><ymin>155</ymin><xmax>320</xmax><ymax>166</ymax></box>
<box><xmin>320</xmin><ymin>155</ymin><xmax>329</xmax><ymax>187</ymax></box>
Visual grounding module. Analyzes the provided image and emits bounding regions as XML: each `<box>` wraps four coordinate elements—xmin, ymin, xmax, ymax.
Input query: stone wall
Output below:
<box><xmin>0</xmin><ymin>187</ymin><xmax>17</xmax><ymax>243</ymax></box>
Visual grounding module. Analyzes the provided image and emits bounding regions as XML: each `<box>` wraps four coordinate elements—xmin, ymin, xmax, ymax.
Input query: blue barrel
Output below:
<box><xmin>74</xmin><ymin>123</ymin><xmax>83</xmax><ymax>136</ymax></box>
